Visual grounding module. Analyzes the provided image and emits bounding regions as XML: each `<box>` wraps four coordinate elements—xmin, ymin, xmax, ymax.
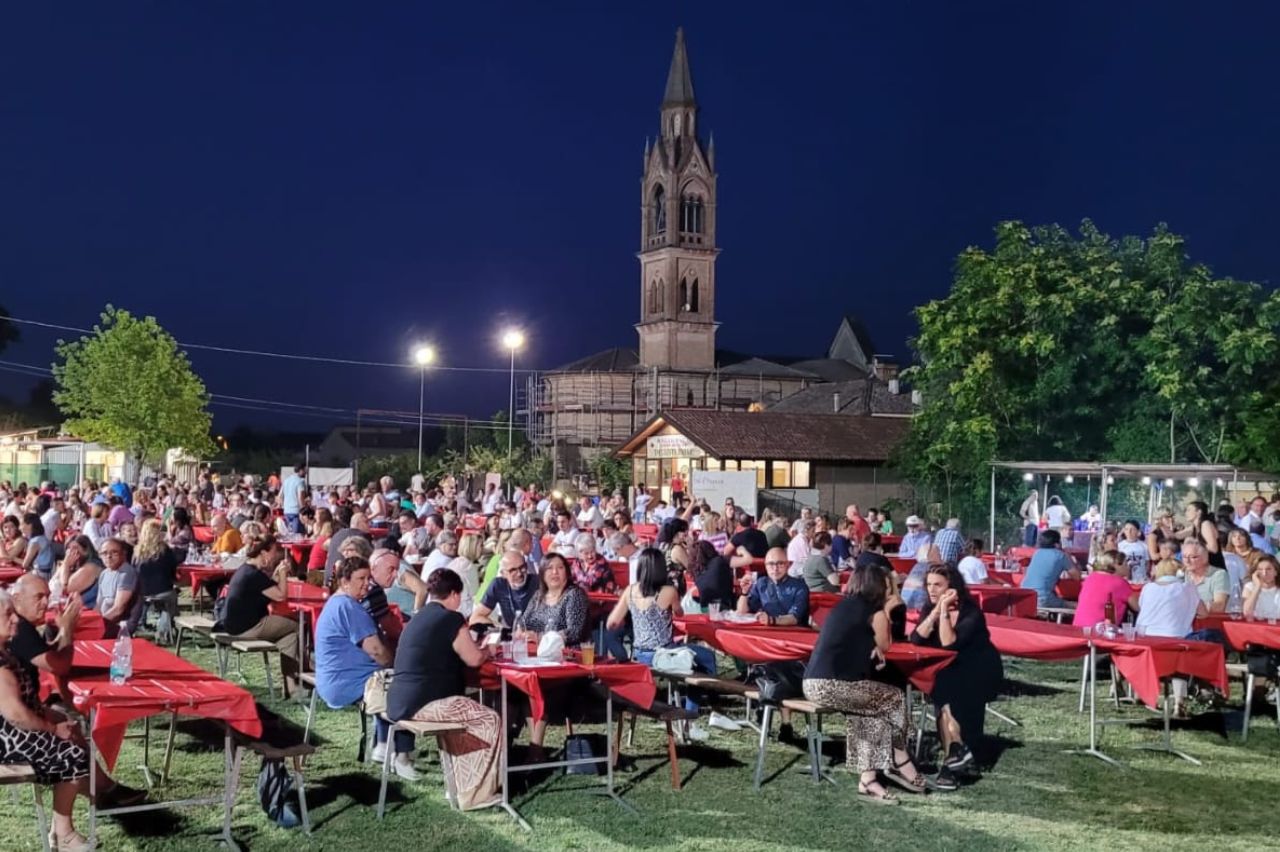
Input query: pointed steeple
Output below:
<box><xmin>662</xmin><ymin>27</ymin><xmax>696</xmax><ymax>108</ymax></box>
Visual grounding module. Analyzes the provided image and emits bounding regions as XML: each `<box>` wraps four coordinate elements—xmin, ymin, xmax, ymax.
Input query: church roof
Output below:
<box><xmin>662</xmin><ymin>28</ymin><xmax>697</xmax><ymax>108</ymax></box>
<box><xmin>781</xmin><ymin>358</ymin><xmax>869</xmax><ymax>383</ymax></box>
<box><xmin>549</xmin><ymin>347</ymin><xmax>640</xmax><ymax>374</ymax></box>
<box><xmin>715</xmin><ymin>356</ymin><xmax>814</xmax><ymax>379</ymax></box>
<box><xmin>767</xmin><ymin>378</ymin><xmax>915</xmax><ymax>416</ymax></box>
<box><xmin>828</xmin><ymin>315</ymin><xmax>878</xmax><ymax>366</ymax></box>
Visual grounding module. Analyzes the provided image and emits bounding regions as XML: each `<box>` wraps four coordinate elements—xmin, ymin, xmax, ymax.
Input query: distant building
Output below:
<box><xmin>317</xmin><ymin>425</ymin><xmax>422</xmax><ymax>467</ymax></box>
<box><xmin>528</xmin><ymin>29</ymin><xmax>910</xmax><ymax>479</ymax></box>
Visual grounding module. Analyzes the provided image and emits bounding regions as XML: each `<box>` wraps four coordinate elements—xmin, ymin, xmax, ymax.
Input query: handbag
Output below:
<box><xmin>363</xmin><ymin>669</ymin><xmax>394</xmax><ymax>716</ymax></box>
<box><xmin>749</xmin><ymin>660</ymin><xmax>806</xmax><ymax>704</ymax></box>
<box><xmin>1246</xmin><ymin>648</ymin><xmax>1280</xmax><ymax>678</ymax></box>
<box><xmin>652</xmin><ymin>646</ymin><xmax>696</xmax><ymax>675</ymax></box>
<box><xmin>680</xmin><ymin>588</ymin><xmax>703</xmax><ymax>615</ymax></box>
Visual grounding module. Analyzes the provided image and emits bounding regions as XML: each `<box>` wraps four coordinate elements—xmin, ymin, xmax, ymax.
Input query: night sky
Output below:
<box><xmin>3</xmin><ymin>3</ymin><xmax>1279</xmax><ymax>434</ymax></box>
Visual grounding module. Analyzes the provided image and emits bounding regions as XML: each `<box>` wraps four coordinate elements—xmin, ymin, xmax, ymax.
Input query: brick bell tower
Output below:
<box><xmin>636</xmin><ymin>27</ymin><xmax>719</xmax><ymax>370</ymax></box>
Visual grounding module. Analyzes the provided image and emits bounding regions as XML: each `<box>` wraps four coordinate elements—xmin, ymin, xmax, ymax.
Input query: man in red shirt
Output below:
<box><xmin>845</xmin><ymin>504</ymin><xmax>872</xmax><ymax>545</ymax></box>
<box><xmin>670</xmin><ymin>471</ymin><xmax>685</xmax><ymax>503</ymax></box>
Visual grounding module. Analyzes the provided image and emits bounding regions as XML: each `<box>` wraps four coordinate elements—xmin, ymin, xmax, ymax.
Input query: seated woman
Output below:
<box><xmin>220</xmin><ymin>536</ymin><xmax>301</xmax><ymax>696</ymax></box>
<box><xmin>133</xmin><ymin>520</ymin><xmax>180</xmax><ymax>635</ymax></box>
<box><xmin>444</xmin><ymin>533</ymin><xmax>484</xmax><ymax>613</ymax></box>
<box><xmin>1073</xmin><ymin>550</ymin><xmax>1139</xmax><ymax>627</ymax></box>
<box><xmin>388</xmin><ymin>568</ymin><xmax>502</xmax><ymax>809</ymax></box>
<box><xmin>911</xmin><ymin>564</ymin><xmax>1002</xmax><ymax>788</ymax></box>
<box><xmin>513</xmin><ymin>553</ymin><xmax>589</xmax><ymax>754</ymax></box>
<box><xmin>690</xmin><ymin>539</ymin><xmax>735</xmax><ymax>612</ymax></box>
<box><xmin>607</xmin><ymin>548</ymin><xmax>716</xmax><ymax>725</ymax></box>
<box><xmin>315</xmin><ymin>557</ymin><xmax>416</xmax><ymax>779</ymax></box>
<box><xmin>0</xmin><ymin>590</ymin><xmax>144</xmax><ymax>850</ymax></box>
<box><xmin>20</xmin><ymin>514</ymin><xmax>55</xmax><ymax>581</ymax></box>
<box><xmin>956</xmin><ymin>540</ymin><xmax>989</xmax><ymax>586</ymax></box>
<box><xmin>307</xmin><ymin>509</ymin><xmax>335</xmax><ymax>578</ymax></box>
<box><xmin>1020</xmin><ymin>530</ymin><xmax>1079</xmax><ymax>608</ymax></box>
<box><xmin>570</xmin><ymin>533</ymin><xmax>617</xmax><ymax>594</ymax></box>
<box><xmin>803</xmin><ymin>564</ymin><xmax>926</xmax><ymax>803</ymax></box>
<box><xmin>166</xmin><ymin>507</ymin><xmax>193</xmax><ymax>563</ymax></box>
<box><xmin>50</xmin><ymin>535</ymin><xmax>101</xmax><ymax>611</ymax></box>
<box><xmin>1</xmin><ymin>515</ymin><xmax>27</xmax><ymax>565</ymax></box>
<box><xmin>799</xmin><ymin>532</ymin><xmax>839</xmax><ymax>592</ymax></box>
<box><xmin>1243</xmin><ymin>555</ymin><xmax>1280</xmax><ymax>621</ymax></box>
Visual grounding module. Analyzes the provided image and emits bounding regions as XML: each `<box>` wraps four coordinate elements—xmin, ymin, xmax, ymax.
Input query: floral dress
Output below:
<box><xmin>0</xmin><ymin>649</ymin><xmax>88</xmax><ymax>783</ymax></box>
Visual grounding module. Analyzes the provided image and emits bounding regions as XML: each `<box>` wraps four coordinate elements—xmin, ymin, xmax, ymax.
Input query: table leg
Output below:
<box><xmin>1064</xmin><ymin>643</ymin><xmax>1122</xmax><ymax>767</ymax></box>
<box><xmin>1131</xmin><ymin>682</ymin><xmax>1201</xmax><ymax>765</ymax></box>
<box><xmin>497</xmin><ymin>678</ymin><xmax>530</xmax><ymax>831</ymax></box>
<box><xmin>221</xmin><ymin>729</ymin><xmax>243</xmax><ymax>850</ymax></box>
<box><xmin>601</xmin><ymin>692</ymin><xmax>636</xmax><ymax>813</ymax></box>
<box><xmin>160</xmin><ymin>712</ymin><xmax>178</xmax><ymax>785</ymax></box>
<box><xmin>87</xmin><ymin>707</ymin><xmax>97</xmax><ymax>850</ymax></box>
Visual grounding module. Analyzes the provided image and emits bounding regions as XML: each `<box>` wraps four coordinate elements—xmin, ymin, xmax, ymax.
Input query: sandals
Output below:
<box><xmin>884</xmin><ymin>757</ymin><xmax>927</xmax><ymax>794</ymax></box>
<box><xmin>50</xmin><ymin>828</ymin><xmax>90</xmax><ymax>852</ymax></box>
<box><xmin>857</xmin><ymin>779</ymin><xmax>899</xmax><ymax>805</ymax></box>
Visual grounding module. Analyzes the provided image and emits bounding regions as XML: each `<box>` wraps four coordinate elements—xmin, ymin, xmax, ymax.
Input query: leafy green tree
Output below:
<box><xmin>52</xmin><ymin>306</ymin><xmax>215</xmax><ymax>468</ymax></box>
<box><xmin>901</xmin><ymin>220</ymin><xmax>1280</xmax><ymax>520</ymax></box>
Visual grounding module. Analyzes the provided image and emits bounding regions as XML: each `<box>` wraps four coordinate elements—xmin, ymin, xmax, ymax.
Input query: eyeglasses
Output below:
<box><xmin>765</xmin><ymin>560</ymin><xmax>789</xmax><ymax>568</ymax></box>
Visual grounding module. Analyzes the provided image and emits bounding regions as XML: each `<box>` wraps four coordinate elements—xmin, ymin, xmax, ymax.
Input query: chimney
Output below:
<box><xmin>911</xmin><ymin>389</ymin><xmax>923</xmax><ymax>406</ymax></box>
<box><xmin>833</xmin><ymin>393</ymin><xmax>841</xmax><ymax>413</ymax></box>
<box><xmin>888</xmin><ymin>378</ymin><xmax>900</xmax><ymax>395</ymax></box>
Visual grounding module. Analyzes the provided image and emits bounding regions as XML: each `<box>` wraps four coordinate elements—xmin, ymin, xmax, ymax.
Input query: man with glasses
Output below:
<box><xmin>98</xmin><ymin>537</ymin><xmax>143</xmax><ymax>638</ymax></box>
<box><xmin>470</xmin><ymin>550</ymin><xmax>536</xmax><ymax>631</ymax></box>
<box><xmin>369</xmin><ymin>547</ymin><xmax>427</xmax><ymax>619</ymax></box>
<box><xmin>423</xmin><ymin>531</ymin><xmax>457</xmax><ymax>577</ymax></box>
<box><xmin>736</xmin><ymin>547</ymin><xmax>809</xmax><ymax>626</ymax></box>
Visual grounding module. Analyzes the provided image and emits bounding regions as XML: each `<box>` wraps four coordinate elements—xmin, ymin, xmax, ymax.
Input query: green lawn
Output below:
<box><xmin>1</xmin><ymin>646</ymin><xmax>1274</xmax><ymax>851</ymax></box>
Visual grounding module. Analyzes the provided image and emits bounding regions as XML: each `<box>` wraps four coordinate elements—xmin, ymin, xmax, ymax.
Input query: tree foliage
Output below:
<box><xmin>52</xmin><ymin>306</ymin><xmax>215</xmax><ymax>464</ymax></box>
<box><xmin>900</xmin><ymin>220</ymin><xmax>1280</xmax><ymax>496</ymax></box>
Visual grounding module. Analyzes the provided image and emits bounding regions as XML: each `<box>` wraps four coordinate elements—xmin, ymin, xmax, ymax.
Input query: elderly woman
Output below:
<box><xmin>570</xmin><ymin>532</ymin><xmax>616</xmax><ymax>594</ymax></box>
<box><xmin>1</xmin><ymin>515</ymin><xmax>27</xmax><ymax>564</ymax></box>
<box><xmin>1073</xmin><ymin>551</ymin><xmax>1139</xmax><ymax>627</ymax></box>
<box><xmin>315</xmin><ymin>557</ymin><xmax>416</xmax><ymax>779</ymax></box>
<box><xmin>1135</xmin><ymin>558</ymin><xmax>1202</xmax><ymax>717</ymax></box>
<box><xmin>20</xmin><ymin>514</ymin><xmax>55</xmax><ymax>580</ymax></box>
<box><xmin>0</xmin><ymin>591</ymin><xmax>145</xmax><ymax>850</ymax></box>
<box><xmin>50</xmin><ymin>535</ymin><xmax>102</xmax><ymax>610</ymax></box>
<box><xmin>1146</xmin><ymin>509</ymin><xmax>1177</xmax><ymax>563</ymax></box>
<box><xmin>911</xmin><ymin>564</ymin><xmax>1002</xmax><ymax>789</ymax></box>
<box><xmin>804</xmin><ymin>564</ymin><xmax>926</xmax><ymax>802</ymax></box>
<box><xmin>388</xmin><ymin>569</ymin><xmax>501</xmax><ymax>809</ymax></box>
<box><xmin>1227</xmin><ymin>528</ymin><xmax>1264</xmax><ymax>574</ymax></box>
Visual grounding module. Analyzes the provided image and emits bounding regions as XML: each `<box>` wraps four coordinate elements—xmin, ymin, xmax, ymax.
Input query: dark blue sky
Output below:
<box><xmin>3</xmin><ymin>3</ymin><xmax>1279</xmax><ymax>432</ymax></box>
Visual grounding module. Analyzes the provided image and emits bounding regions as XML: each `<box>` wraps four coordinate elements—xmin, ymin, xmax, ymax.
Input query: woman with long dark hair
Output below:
<box><xmin>911</xmin><ymin>564</ymin><xmax>1002</xmax><ymax>788</ymax></box>
<box><xmin>804</xmin><ymin>564</ymin><xmax>925</xmax><ymax>802</ymax></box>
<box><xmin>689</xmin><ymin>539</ymin><xmax>735</xmax><ymax>611</ymax></box>
<box><xmin>1181</xmin><ymin>501</ymin><xmax>1224</xmax><ymax>569</ymax></box>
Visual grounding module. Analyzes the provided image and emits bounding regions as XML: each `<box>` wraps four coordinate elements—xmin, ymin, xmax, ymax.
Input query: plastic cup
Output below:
<box><xmin>1122</xmin><ymin>624</ymin><xmax>1136</xmax><ymax>642</ymax></box>
<box><xmin>499</xmin><ymin>641</ymin><xmax>513</xmax><ymax>660</ymax></box>
<box><xmin>580</xmin><ymin>644</ymin><xmax>595</xmax><ymax>666</ymax></box>
<box><xmin>1081</xmin><ymin>625</ymin><xmax>1093</xmax><ymax>639</ymax></box>
<box><xmin>708</xmin><ymin>603</ymin><xmax>721</xmax><ymax>621</ymax></box>
<box><xmin>1136</xmin><ymin>626</ymin><xmax>1147</xmax><ymax>638</ymax></box>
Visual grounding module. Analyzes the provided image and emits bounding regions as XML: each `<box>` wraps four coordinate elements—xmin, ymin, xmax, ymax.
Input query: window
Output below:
<box><xmin>705</xmin><ymin>458</ymin><xmax>721</xmax><ymax>471</ymax></box>
<box><xmin>681</xmin><ymin>195</ymin><xmax>704</xmax><ymax>233</ymax></box>
<box><xmin>723</xmin><ymin>460</ymin><xmax>739</xmax><ymax>471</ymax></box>
<box><xmin>653</xmin><ymin>186</ymin><xmax>667</xmax><ymax>235</ymax></box>
<box><xmin>739</xmin><ymin>460</ymin><xmax>766</xmax><ymax>488</ymax></box>
<box><xmin>792</xmin><ymin>461</ymin><xmax>811</xmax><ymax>488</ymax></box>
<box><xmin>690</xmin><ymin>279</ymin><xmax>699</xmax><ymax>312</ymax></box>
<box><xmin>678</xmin><ymin>279</ymin><xmax>688</xmax><ymax>310</ymax></box>
<box><xmin>770</xmin><ymin>462</ymin><xmax>791</xmax><ymax>488</ymax></box>
<box><xmin>647</xmin><ymin>281</ymin><xmax>658</xmax><ymax>313</ymax></box>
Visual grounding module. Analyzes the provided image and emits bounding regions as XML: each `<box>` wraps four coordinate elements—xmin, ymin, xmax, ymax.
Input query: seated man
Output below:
<box><xmin>897</xmin><ymin>515</ymin><xmax>933</xmax><ymax>558</ymax></box>
<box><xmin>96</xmin><ymin>538</ymin><xmax>144</xmax><ymax>638</ymax></box>
<box><xmin>10</xmin><ymin>574</ymin><xmax>80</xmax><ymax>702</ymax></box>
<box><xmin>211</xmin><ymin>512</ymin><xmax>242</xmax><ymax>555</ymax></box>
<box><xmin>736</xmin><ymin>547</ymin><xmax>810</xmax><ymax>626</ymax></box>
<box><xmin>470</xmin><ymin>550</ymin><xmax>536</xmax><ymax>631</ymax></box>
<box><xmin>370</xmin><ymin>547</ymin><xmax>427</xmax><ymax>621</ymax></box>
<box><xmin>550</xmin><ymin>511</ymin><xmax>579</xmax><ymax>556</ymax></box>
<box><xmin>397</xmin><ymin>511</ymin><xmax>430</xmax><ymax>558</ymax></box>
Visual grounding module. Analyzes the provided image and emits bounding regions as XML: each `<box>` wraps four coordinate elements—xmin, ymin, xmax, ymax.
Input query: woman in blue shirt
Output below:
<box><xmin>20</xmin><ymin>513</ymin><xmax>55</xmax><ymax>580</ymax></box>
<box><xmin>315</xmin><ymin>557</ymin><xmax>417</xmax><ymax>780</ymax></box>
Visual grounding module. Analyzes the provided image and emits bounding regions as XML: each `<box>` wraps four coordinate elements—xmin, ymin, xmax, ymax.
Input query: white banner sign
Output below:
<box><xmin>691</xmin><ymin>470</ymin><xmax>757</xmax><ymax>518</ymax></box>
<box><xmin>646</xmin><ymin>435</ymin><xmax>705</xmax><ymax>459</ymax></box>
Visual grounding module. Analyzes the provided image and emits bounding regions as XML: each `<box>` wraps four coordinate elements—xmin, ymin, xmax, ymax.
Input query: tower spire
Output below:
<box><xmin>662</xmin><ymin>27</ymin><xmax>696</xmax><ymax>108</ymax></box>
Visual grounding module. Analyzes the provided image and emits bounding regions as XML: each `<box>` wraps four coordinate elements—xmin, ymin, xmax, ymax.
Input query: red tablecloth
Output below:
<box><xmin>281</xmin><ymin>539</ymin><xmax>315</xmax><ymax>565</ymax></box>
<box><xmin>44</xmin><ymin>607</ymin><xmax>106</xmax><ymax>640</ymax></box>
<box><xmin>676</xmin><ymin>617</ymin><xmax>955</xmax><ymax>694</ymax></box>
<box><xmin>191</xmin><ymin>525</ymin><xmax>215</xmax><ymax>544</ymax></box>
<box><xmin>809</xmin><ymin>592</ymin><xmax>842</xmax><ymax>627</ymax></box>
<box><xmin>1007</xmin><ymin>572</ymin><xmax>1085</xmax><ymax>602</ymax></box>
<box><xmin>1194</xmin><ymin>615</ymin><xmax>1280</xmax><ymax>652</ymax></box>
<box><xmin>608</xmin><ymin>561</ymin><xmax>630</xmax><ymax>590</ymax></box>
<box><xmin>63</xmin><ymin>638</ymin><xmax>261</xmax><ymax>769</ymax></box>
<box><xmin>177</xmin><ymin>563</ymin><xmax>236</xmax><ymax>597</ymax></box>
<box><xmin>985</xmin><ymin>614</ymin><xmax>1090</xmax><ymax>661</ymax></box>
<box><xmin>968</xmin><ymin>585</ymin><xmax>1040</xmax><ymax>618</ymax></box>
<box><xmin>888</xmin><ymin>556</ymin><xmax>915</xmax><ymax>575</ymax></box>
<box><xmin>0</xmin><ymin>565</ymin><xmax>27</xmax><ymax>585</ymax></box>
<box><xmin>475</xmin><ymin>659</ymin><xmax>656</xmax><ymax>720</ymax></box>
<box><xmin>880</xmin><ymin>534</ymin><xmax>902</xmax><ymax>549</ymax></box>
<box><xmin>1094</xmin><ymin>634</ymin><xmax>1227</xmax><ymax>709</ymax></box>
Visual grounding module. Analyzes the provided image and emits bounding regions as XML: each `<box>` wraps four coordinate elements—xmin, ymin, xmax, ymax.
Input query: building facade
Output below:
<box><xmin>530</xmin><ymin>29</ymin><xmax>908</xmax><ymax>481</ymax></box>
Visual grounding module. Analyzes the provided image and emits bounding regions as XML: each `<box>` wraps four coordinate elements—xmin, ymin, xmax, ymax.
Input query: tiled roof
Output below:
<box><xmin>549</xmin><ymin>347</ymin><xmax>640</xmax><ymax>373</ymax></box>
<box><xmin>643</xmin><ymin>410</ymin><xmax>910</xmax><ymax>462</ymax></box>
<box><xmin>768</xmin><ymin>379</ymin><xmax>915</xmax><ymax>416</ymax></box>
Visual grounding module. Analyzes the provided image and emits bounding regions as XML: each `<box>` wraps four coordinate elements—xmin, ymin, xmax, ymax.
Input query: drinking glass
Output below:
<box><xmin>1122</xmin><ymin>624</ymin><xmax>1136</xmax><ymax>642</ymax></box>
<box><xmin>1136</xmin><ymin>626</ymin><xmax>1147</xmax><ymax>638</ymax></box>
<box><xmin>500</xmin><ymin>641</ymin><xmax>513</xmax><ymax>660</ymax></box>
<box><xmin>512</xmin><ymin>640</ymin><xmax>529</xmax><ymax>664</ymax></box>
<box><xmin>708</xmin><ymin>602</ymin><xmax>721</xmax><ymax>621</ymax></box>
<box><xmin>1081</xmin><ymin>625</ymin><xmax>1093</xmax><ymax>639</ymax></box>
<box><xmin>580</xmin><ymin>644</ymin><xmax>595</xmax><ymax>666</ymax></box>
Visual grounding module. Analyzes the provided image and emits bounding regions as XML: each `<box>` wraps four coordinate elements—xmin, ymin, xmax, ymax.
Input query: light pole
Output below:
<box><xmin>501</xmin><ymin>329</ymin><xmax>525</xmax><ymax>459</ymax></box>
<box><xmin>412</xmin><ymin>344</ymin><xmax>436</xmax><ymax>472</ymax></box>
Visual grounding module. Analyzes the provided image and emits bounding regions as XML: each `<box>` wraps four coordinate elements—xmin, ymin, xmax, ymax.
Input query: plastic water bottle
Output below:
<box><xmin>110</xmin><ymin>627</ymin><xmax>133</xmax><ymax>685</ymax></box>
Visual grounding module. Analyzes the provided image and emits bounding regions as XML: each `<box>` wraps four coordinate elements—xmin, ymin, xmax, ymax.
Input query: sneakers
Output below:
<box><xmin>927</xmin><ymin>767</ymin><xmax>959</xmax><ymax>792</ymax></box>
<box><xmin>686</xmin><ymin>723</ymin><xmax>710</xmax><ymax>742</ymax></box>
<box><xmin>393</xmin><ymin>754</ymin><xmax>420</xmax><ymax>781</ymax></box>
<box><xmin>708</xmin><ymin>712</ymin><xmax>743</xmax><ymax>732</ymax></box>
<box><xmin>943</xmin><ymin>742</ymin><xmax>973</xmax><ymax>770</ymax></box>
<box><xmin>371</xmin><ymin>742</ymin><xmax>388</xmax><ymax>764</ymax></box>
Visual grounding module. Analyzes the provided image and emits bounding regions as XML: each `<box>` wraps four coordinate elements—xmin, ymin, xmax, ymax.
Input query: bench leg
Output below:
<box><xmin>33</xmin><ymin>784</ymin><xmax>49</xmax><ymax>852</ymax></box>
<box><xmin>665</xmin><ymin>721</ymin><xmax>681</xmax><ymax>791</ymax></box>
<box><xmin>303</xmin><ymin>687</ymin><xmax>318</xmax><ymax>745</ymax></box>
<box><xmin>291</xmin><ymin>755</ymin><xmax>312</xmax><ymax>834</ymax></box>
<box><xmin>376</xmin><ymin>723</ymin><xmax>397</xmax><ymax>819</ymax></box>
<box><xmin>753</xmin><ymin>705</ymin><xmax>775</xmax><ymax>792</ymax></box>
<box><xmin>261</xmin><ymin>653</ymin><xmax>276</xmax><ymax>699</ymax></box>
<box><xmin>357</xmin><ymin>705</ymin><xmax>369</xmax><ymax>763</ymax></box>
<box><xmin>174</xmin><ymin>626</ymin><xmax>186</xmax><ymax>658</ymax></box>
<box><xmin>612</xmin><ymin>714</ymin><xmax>625</xmax><ymax>769</ymax></box>
<box><xmin>1242</xmin><ymin>672</ymin><xmax>1254</xmax><ymax>742</ymax></box>
<box><xmin>438</xmin><ymin>740</ymin><xmax>459</xmax><ymax>808</ymax></box>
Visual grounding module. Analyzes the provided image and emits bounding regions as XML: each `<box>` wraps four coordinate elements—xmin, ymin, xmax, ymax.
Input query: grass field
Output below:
<box><xmin>0</xmin><ymin>642</ymin><xmax>1275</xmax><ymax>851</ymax></box>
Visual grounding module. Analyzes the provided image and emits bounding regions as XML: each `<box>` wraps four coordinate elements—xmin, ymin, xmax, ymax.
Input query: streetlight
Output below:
<box><xmin>501</xmin><ymin>329</ymin><xmax>525</xmax><ymax>459</ymax></box>
<box><xmin>412</xmin><ymin>344</ymin><xmax>436</xmax><ymax>471</ymax></box>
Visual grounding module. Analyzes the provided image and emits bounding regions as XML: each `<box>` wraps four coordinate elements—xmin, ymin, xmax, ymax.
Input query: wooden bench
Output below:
<box><xmin>375</xmin><ymin>717</ymin><xmax>468</xmax><ymax>819</ymax></box>
<box><xmin>1038</xmin><ymin>606</ymin><xmax>1076</xmax><ymax>624</ymax></box>
<box><xmin>230</xmin><ymin>732</ymin><xmax>317</xmax><ymax>835</ymax></box>
<box><xmin>0</xmin><ymin>763</ymin><xmax>49</xmax><ymax>851</ymax></box>
<box><xmin>214</xmin><ymin>635</ymin><xmax>281</xmax><ymax>699</ymax></box>
<box><xmin>747</xmin><ymin>698</ymin><xmax>839</xmax><ymax>789</ymax></box>
<box><xmin>1231</xmin><ymin>660</ymin><xmax>1280</xmax><ymax>742</ymax></box>
<box><xmin>608</xmin><ymin>693</ymin><xmax>700</xmax><ymax>790</ymax></box>
<box><xmin>301</xmin><ymin>673</ymin><xmax>370</xmax><ymax>761</ymax></box>
<box><xmin>173</xmin><ymin>614</ymin><xmax>218</xmax><ymax>658</ymax></box>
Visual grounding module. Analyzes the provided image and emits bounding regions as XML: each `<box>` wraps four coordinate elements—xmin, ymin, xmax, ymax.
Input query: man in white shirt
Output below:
<box><xmin>397</xmin><ymin>511</ymin><xmax>431</xmax><ymax>557</ymax></box>
<box><xmin>575</xmin><ymin>497</ymin><xmax>604</xmax><ymax>532</ymax></box>
<box><xmin>423</xmin><ymin>531</ymin><xmax>457</xmax><ymax>576</ymax></box>
<box><xmin>551</xmin><ymin>511</ymin><xmax>580</xmax><ymax>555</ymax></box>
<box><xmin>786</xmin><ymin>519</ymin><xmax>814</xmax><ymax>577</ymax></box>
<box><xmin>651</xmin><ymin>500</ymin><xmax>676</xmax><ymax>524</ymax></box>
<box><xmin>789</xmin><ymin>507</ymin><xmax>815</xmax><ymax>537</ymax></box>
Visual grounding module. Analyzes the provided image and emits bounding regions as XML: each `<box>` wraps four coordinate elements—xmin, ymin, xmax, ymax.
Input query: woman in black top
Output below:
<box><xmin>689</xmin><ymin>540</ymin><xmax>735</xmax><ymax>611</ymax></box>
<box><xmin>911</xmin><ymin>563</ymin><xmax>1002</xmax><ymax>786</ymax></box>
<box><xmin>387</xmin><ymin>568</ymin><xmax>500</xmax><ymax>809</ymax></box>
<box><xmin>802</xmin><ymin>564</ymin><xmax>926</xmax><ymax>804</ymax></box>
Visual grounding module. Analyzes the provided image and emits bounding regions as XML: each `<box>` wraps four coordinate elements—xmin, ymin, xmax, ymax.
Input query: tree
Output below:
<box><xmin>900</xmin><ymin>220</ymin><xmax>1280</xmax><ymax>522</ymax></box>
<box><xmin>52</xmin><ymin>306</ymin><xmax>215</xmax><ymax>468</ymax></box>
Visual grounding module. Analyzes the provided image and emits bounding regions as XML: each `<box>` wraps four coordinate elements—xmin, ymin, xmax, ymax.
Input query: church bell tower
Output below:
<box><xmin>636</xmin><ymin>27</ymin><xmax>719</xmax><ymax>370</ymax></box>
